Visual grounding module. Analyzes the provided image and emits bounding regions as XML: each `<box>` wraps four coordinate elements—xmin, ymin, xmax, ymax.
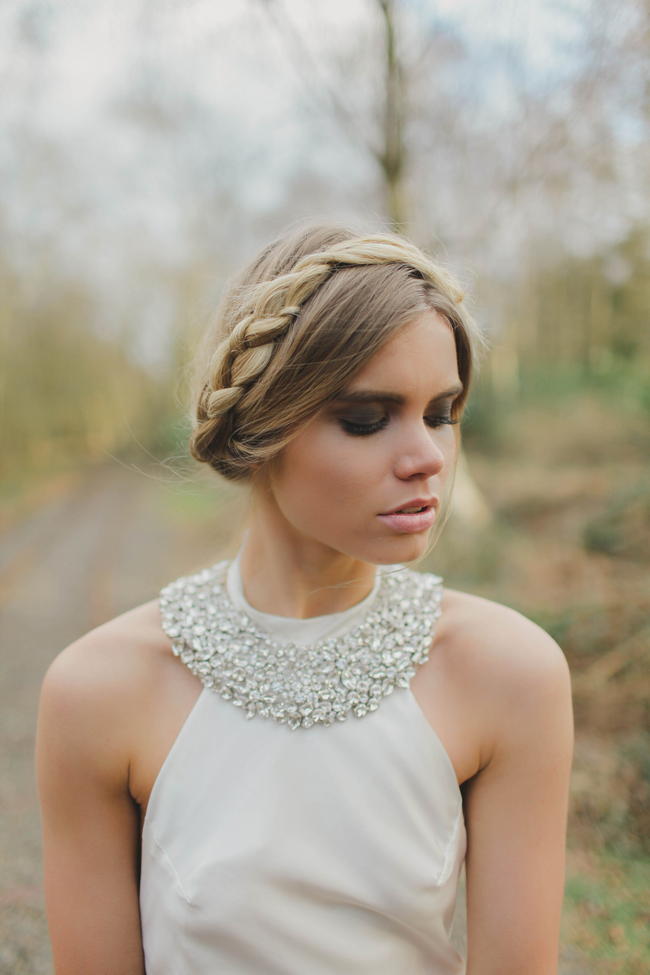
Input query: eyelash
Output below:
<box><xmin>340</xmin><ymin>415</ymin><xmax>459</xmax><ymax>437</ymax></box>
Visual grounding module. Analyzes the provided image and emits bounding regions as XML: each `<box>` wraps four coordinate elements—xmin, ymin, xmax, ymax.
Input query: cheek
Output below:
<box><xmin>279</xmin><ymin>429</ymin><xmax>378</xmax><ymax>508</ymax></box>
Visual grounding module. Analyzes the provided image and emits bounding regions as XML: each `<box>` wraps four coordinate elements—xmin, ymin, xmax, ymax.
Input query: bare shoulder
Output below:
<box><xmin>438</xmin><ymin>585</ymin><xmax>570</xmax><ymax>684</ymax></box>
<box><xmin>434</xmin><ymin>585</ymin><xmax>573</xmax><ymax>761</ymax></box>
<box><xmin>430</xmin><ymin>587</ymin><xmax>574</xmax><ymax>969</ymax></box>
<box><xmin>37</xmin><ymin>599</ymin><xmax>174</xmax><ymax>784</ymax></box>
<box><xmin>36</xmin><ymin>601</ymin><xmax>173</xmax><ymax>973</ymax></box>
<box><xmin>41</xmin><ymin>598</ymin><xmax>172</xmax><ymax>702</ymax></box>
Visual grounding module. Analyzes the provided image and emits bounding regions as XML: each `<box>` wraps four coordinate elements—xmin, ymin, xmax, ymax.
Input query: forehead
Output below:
<box><xmin>348</xmin><ymin>311</ymin><xmax>459</xmax><ymax>389</ymax></box>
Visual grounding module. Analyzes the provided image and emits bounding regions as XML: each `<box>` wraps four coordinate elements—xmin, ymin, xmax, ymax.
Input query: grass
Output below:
<box><xmin>564</xmin><ymin>850</ymin><xmax>650</xmax><ymax>972</ymax></box>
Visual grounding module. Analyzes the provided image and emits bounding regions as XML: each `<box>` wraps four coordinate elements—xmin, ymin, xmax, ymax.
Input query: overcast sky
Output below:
<box><xmin>2</xmin><ymin>0</ymin><xmax>640</xmax><ymax>367</ymax></box>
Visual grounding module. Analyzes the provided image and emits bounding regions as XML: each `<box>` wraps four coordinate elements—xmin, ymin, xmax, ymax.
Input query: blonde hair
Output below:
<box><xmin>190</xmin><ymin>224</ymin><xmax>486</xmax><ymax>481</ymax></box>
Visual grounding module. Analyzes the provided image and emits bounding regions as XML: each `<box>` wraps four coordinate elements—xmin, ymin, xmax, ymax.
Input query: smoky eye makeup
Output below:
<box><xmin>338</xmin><ymin>414</ymin><xmax>389</xmax><ymax>436</ymax></box>
<box><xmin>338</xmin><ymin>405</ymin><xmax>387</xmax><ymax>424</ymax></box>
<box><xmin>334</xmin><ymin>403</ymin><xmax>389</xmax><ymax>435</ymax></box>
<box><xmin>331</xmin><ymin>384</ymin><xmax>463</xmax><ymax>436</ymax></box>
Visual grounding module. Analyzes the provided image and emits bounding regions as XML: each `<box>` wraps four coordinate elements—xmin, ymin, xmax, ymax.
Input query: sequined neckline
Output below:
<box><xmin>160</xmin><ymin>561</ymin><xmax>443</xmax><ymax>731</ymax></box>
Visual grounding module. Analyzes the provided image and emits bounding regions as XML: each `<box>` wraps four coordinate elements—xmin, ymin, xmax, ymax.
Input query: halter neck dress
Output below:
<box><xmin>140</xmin><ymin>554</ymin><xmax>467</xmax><ymax>973</ymax></box>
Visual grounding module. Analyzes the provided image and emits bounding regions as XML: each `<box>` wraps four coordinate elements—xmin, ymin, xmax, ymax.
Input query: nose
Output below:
<box><xmin>393</xmin><ymin>421</ymin><xmax>447</xmax><ymax>481</ymax></box>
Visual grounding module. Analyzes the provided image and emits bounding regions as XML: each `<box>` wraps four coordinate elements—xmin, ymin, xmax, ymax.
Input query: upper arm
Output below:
<box><xmin>460</xmin><ymin>610</ymin><xmax>574</xmax><ymax>975</ymax></box>
<box><xmin>36</xmin><ymin>635</ymin><xmax>146</xmax><ymax>975</ymax></box>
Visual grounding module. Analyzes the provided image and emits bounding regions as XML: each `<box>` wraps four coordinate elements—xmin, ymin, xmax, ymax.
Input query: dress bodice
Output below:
<box><xmin>140</xmin><ymin>556</ymin><xmax>466</xmax><ymax>973</ymax></box>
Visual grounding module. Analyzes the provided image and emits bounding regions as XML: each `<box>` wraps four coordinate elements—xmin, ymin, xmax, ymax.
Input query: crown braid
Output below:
<box><xmin>190</xmin><ymin>228</ymin><xmax>480</xmax><ymax>480</ymax></box>
<box><xmin>196</xmin><ymin>235</ymin><xmax>463</xmax><ymax>416</ymax></box>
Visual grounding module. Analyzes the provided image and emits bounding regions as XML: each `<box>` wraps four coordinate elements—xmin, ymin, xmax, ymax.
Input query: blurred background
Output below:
<box><xmin>1</xmin><ymin>1</ymin><xmax>648</xmax><ymax>972</ymax></box>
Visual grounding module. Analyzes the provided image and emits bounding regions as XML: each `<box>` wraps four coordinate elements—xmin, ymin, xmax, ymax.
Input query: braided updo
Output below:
<box><xmin>190</xmin><ymin>224</ymin><xmax>485</xmax><ymax>481</ymax></box>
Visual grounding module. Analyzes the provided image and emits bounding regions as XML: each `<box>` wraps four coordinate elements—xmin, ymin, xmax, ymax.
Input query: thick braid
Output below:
<box><xmin>290</xmin><ymin>238</ymin><xmax>465</xmax><ymax>305</ymax></box>
<box><xmin>192</xmin><ymin>233</ymin><xmax>467</xmax><ymax>472</ymax></box>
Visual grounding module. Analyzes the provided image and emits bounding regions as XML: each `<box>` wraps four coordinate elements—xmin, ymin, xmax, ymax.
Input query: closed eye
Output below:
<box><xmin>334</xmin><ymin>384</ymin><xmax>463</xmax><ymax>437</ymax></box>
<box><xmin>339</xmin><ymin>416</ymin><xmax>389</xmax><ymax>436</ymax></box>
<box><xmin>425</xmin><ymin>414</ymin><xmax>459</xmax><ymax>429</ymax></box>
<box><xmin>340</xmin><ymin>412</ymin><xmax>459</xmax><ymax>437</ymax></box>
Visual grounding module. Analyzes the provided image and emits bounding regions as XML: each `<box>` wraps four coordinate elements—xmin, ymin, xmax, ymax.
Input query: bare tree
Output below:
<box><xmin>376</xmin><ymin>0</ymin><xmax>408</xmax><ymax>231</ymax></box>
<box><xmin>254</xmin><ymin>0</ymin><xmax>492</xmax><ymax>528</ymax></box>
<box><xmin>255</xmin><ymin>0</ymin><xmax>412</xmax><ymax>230</ymax></box>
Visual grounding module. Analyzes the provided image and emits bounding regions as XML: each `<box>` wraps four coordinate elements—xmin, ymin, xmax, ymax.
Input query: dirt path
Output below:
<box><xmin>0</xmin><ymin>462</ymin><xmax>196</xmax><ymax>975</ymax></box>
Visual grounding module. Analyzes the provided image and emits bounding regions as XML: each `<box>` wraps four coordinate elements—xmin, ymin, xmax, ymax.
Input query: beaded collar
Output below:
<box><xmin>159</xmin><ymin>560</ymin><xmax>443</xmax><ymax>731</ymax></box>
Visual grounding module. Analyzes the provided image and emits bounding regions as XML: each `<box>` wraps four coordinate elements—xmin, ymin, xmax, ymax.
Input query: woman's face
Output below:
<box><xmin>261</xmin><ymin>310</ymin><xmax>463</xmax><ymax>565</ymax></box>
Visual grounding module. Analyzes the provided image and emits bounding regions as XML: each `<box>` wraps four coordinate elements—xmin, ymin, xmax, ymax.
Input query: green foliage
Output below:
<box><xmin>505</xmin><ymin>225</ymin><xmax>650</xmax><ymax>374</ymax></box>
<box><xmin>583</xmin><ymin>480</ymin><xmax>650</xmax><ymax>561</ymax></box>
<box><xmin>572</xmin><ymin>732</ymin><xmax>650</xmax><ymax>859</ymax></box>
<box><xmin>0</xmin><ymin>273</ymin><xmax>163</xmax><ymax>480</ymax></box>
<box><xmin>564</xmin><ymin>850</ymin><xmax>650</xmax><ymax>969</ymax></box>
<box><xmin>460</xmin><ymin>377</ymin><xmax>511</xmax><ymax>455</ymax></box>
<box><xmin>620</xmin><ymin>734</ymin><xmax>650</xmax><ymax>857</ymax></box>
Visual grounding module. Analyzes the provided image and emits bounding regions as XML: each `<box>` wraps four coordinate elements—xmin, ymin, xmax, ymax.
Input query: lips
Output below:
<box><xmin>377</xmin><ymin>506</ymin><xmax>437</xmax><ymax>534</ymax></box>
<box><xmin>381</xmin><ymin>497</ymin><xmax>438</xmax><ymax>515</ymax></box>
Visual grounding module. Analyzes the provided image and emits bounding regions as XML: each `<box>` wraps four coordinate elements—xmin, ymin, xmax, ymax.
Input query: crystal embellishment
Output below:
<box><xmin>159</xmin><ymin>561</ymin><xmax>443</xmax><ymax>730</ymax></box>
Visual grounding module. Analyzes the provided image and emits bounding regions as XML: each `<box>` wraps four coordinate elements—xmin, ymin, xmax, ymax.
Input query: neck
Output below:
<box><xmin>237</xmin><ymin>500</ymin><xmax>377</xmax><ymax>620</ymax></box>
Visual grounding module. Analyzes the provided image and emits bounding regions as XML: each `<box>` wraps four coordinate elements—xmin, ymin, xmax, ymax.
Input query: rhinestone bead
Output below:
<box><xmin>159</xmin><ymin>561</ymin><xmax>443</xmax><ymax>731</ymax></box>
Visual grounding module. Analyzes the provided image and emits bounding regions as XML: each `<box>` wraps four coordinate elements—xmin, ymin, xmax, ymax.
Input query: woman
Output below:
<box><xmin>36</xmin><ymin>225</ymin><xmax>574</xmax><ymax>974</ymax></box>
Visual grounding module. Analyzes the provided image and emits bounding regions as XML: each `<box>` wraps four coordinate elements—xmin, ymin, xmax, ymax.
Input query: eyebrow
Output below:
<box><xmin>331</xmin><ymin>383</ymin><xmax>464</xmax><ymax>406</ymax></box>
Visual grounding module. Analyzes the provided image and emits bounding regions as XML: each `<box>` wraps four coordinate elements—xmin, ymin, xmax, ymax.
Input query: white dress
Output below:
<box><xmin>140</xmin><ymin>555</ymin><xmax>467</xmax><ymax>973</ymax></box>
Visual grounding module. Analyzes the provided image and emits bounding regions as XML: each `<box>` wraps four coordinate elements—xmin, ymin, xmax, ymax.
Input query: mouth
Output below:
<box><xmin>380</xmin><ymin>497</ymin><xmax>439</xmax><ymax>516</ymax></box>
<box><xmin>389</xmin><ymin>505</ymin><xmax>428</xmax><ymax>514</ymax></box>
<box><xmin>377</xmin><ymin>503</ymin><xmax>437</xmax><ymax>534</ymax></box>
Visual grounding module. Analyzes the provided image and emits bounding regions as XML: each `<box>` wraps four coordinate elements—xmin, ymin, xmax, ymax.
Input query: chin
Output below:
<box><xmin>366</xmin><ymin>535</ymin><xmax>432</xmax><ymax>566</ymax></box>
